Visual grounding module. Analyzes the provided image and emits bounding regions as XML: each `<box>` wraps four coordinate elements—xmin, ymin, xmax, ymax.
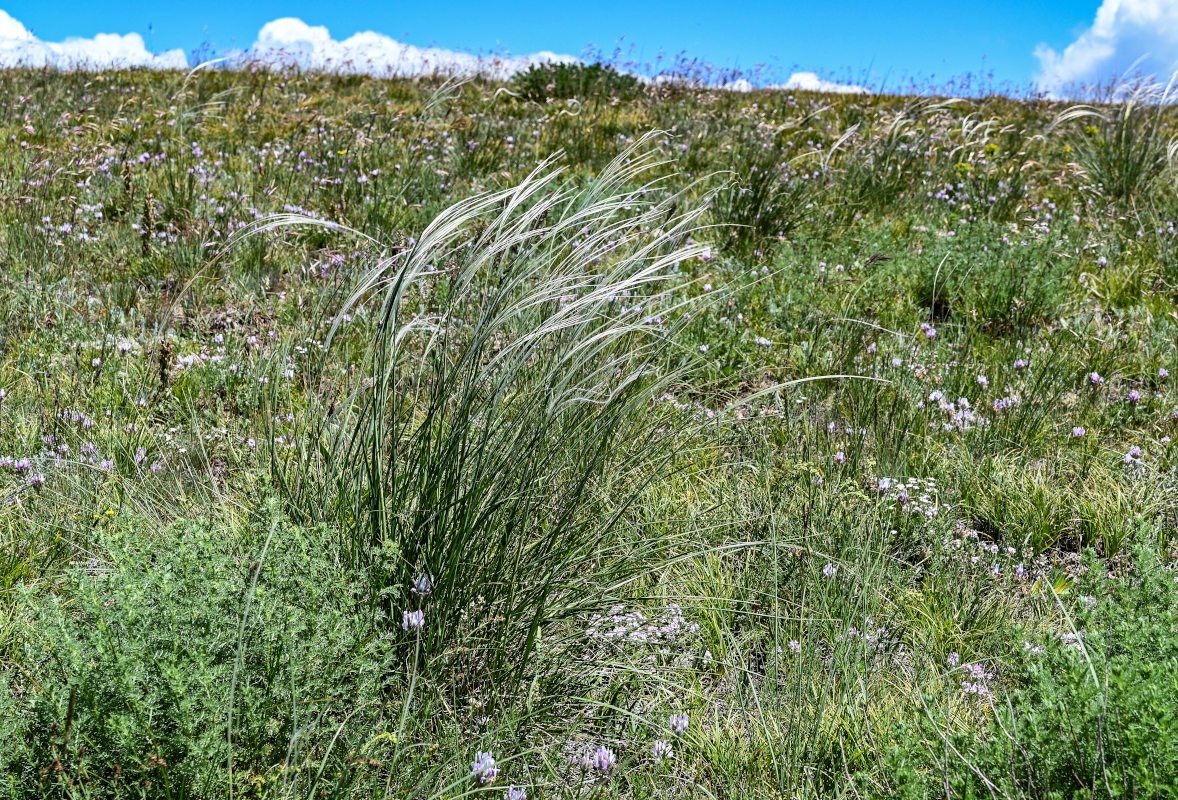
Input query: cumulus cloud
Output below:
<box><xmin>0</xmin><ymin>10</ymin><xmax>572</xmax><ymax>77</ymax></box>
<box><xmin>244</xmin><ymin>17</ymin><xmax>575</xmax><ymax>79</ymax></box>
<box><xmin>721</xmin><ymin>78</ymin><xmax>757</xmax><ymax>92</ymax></box>
<box><xmin>721</xmin><ymin>73</ymin><xmax>868</xmax><ymax>94</ymax></box>
<box><xmin>779</xmin><ymin>72</ymin><xmax>868</xmax><ymax>94</ymax></box>
<box><xmin>0</xmin><ymin>8</ymin><xmax>869</xmax><ymax>93</ymax></box>
<box><xmin>1035</xmin><ymin>0</ymin><xmax>1178</xmax><ymax>94</ymax></box>
<box><xmin>0</xmin><ymin>9</ymin><xmax>187</xmax><ymax>69</ymax></box>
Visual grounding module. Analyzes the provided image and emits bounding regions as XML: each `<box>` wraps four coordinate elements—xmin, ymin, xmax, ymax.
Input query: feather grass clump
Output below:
<box><xmin>242</xmin><ymin>134</ymin><xmax>715</xmax><ymax>695</ymax></box>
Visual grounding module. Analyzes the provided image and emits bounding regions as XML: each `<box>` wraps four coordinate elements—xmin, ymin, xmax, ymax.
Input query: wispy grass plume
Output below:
<box><xmin>245</xmin><ymin>134</ymin><xmax>715</xmax><ymax>697</ymax></box>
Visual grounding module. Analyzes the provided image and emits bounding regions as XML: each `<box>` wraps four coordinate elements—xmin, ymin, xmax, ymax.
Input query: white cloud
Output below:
<box><xmin>720</xmin><ymin>78</ymin><xmax>756</xmax><ymax>92</ymax></box>
<box><xmin>0</xmin><ymin>9</ymin><xmax>187</xmax><ymax>70</ymax></box>
<box><xmin>718</xmin><ymin>73</ymin><xmax>868</xmax><ymax>94</ymax></box>
<box><xmin>0</xmin><ymin>10</ymin><xmax>572</xmax><ymax>78</ymax></box>
<box><xmin>0</xmin><ymin>9</ymin><xmax>869</xmax><ymax>94</ymax></box>
<box><xmin>779</xmin><ymin>72</ymin><xmax>869</xmax><ymax>94</ymax></box>
<box><xmin>1035</xmin><ymin>0</ymin><xmax>1178</xmax><ymax>94</ymax></box>
<box><xmin>243</xmin><ymin>17</ymin><xmax>575</xmax><ymax>79</ymax></box>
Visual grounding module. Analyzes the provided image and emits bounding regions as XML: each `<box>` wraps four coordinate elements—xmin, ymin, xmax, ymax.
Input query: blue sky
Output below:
<box><xmin>2</xmin><ymin>1</ymin><xmax>1177</xmax><ymax>94</ymax></box>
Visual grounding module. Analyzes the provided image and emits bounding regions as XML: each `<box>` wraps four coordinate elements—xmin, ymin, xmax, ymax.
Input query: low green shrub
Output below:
<box><xmin>0</xmin><ymin>504</ymin><xmax>392</xmax><ymax>798</ymax></box>
<box><xmin>511</xmin><ymin>62</ymin><xmax>642</xmax><ymax>102</ymax></box>
<box><xmin>880</xmin><ymin>546</ymin><xmax>1178</xmax><ymax>798</ymax></box>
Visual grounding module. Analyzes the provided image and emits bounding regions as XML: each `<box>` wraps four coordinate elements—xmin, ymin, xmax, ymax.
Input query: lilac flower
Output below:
<box><xmin>1014</xmin><ymin>359</ymin><xmax>1029</xmax><ymax>369</ymax></box>
<box><xmin>1161</xmin><ymin>368</ymin><xmax>1170</xmax><ymax>379</ymax></box>
<box><xmin>788</xmin><ymin>639</ymin><xmax>802</xmax><ymax>653</ymax></box>
<box><xmin>413</xmin><ymin>574</ymin><xmax>435</xmax><ymax>596</ymax></box>
<box><xmin>1124</xmin><ymin>445</ymin><xmax>1143</xmax><ymax>465</ymax></box>
<box><xmin>651</xmin><ymin>740</ymin><xmax>673</xmax><ymax>762</ymax></box>
<box><xmin>99</xmin><ymin>459</ymin><xmax>114</xmax><ymax>471</ymax></box>
<box><xmin>822</xmin><ymin>563</ymin><xmax>838</xmax><ymax>578</ymax></box>
<box><xmin>1128</xmin><ymin>389</ymin><xmax>1141</xmax><ymax>404</ymax></box>
<box><xmin>755</xmin><ymin>336</ymin><xmax>772</xmax><ymax>347</ymax></box>
<box><xmin>471</xmin><ymin>751</ymin><xmax>499</xmax><ymax>784</ymax></box>
<box><xmin>976</xmin><ymin>375</ymin><xmax>989</xmax><ymax>388</ymax></box>
<box><xmin>592</xmin><ymin>747</ymin><xmax>616</xmax><ymax>772</ymax></box>
<box><xmin>992</xmin><ymin>395</ymin><xmax>1021</xmax><ymax>412</ymax></box>
<box><xmin>959</xmin><ymin>662</ymin><xmax>994</xmax><ymax>698</ymax></box>
<box><xmin>402</xmin><ymin>609</ymin><xmax>425</xmax><ymax>631</ymax></box>
<box><xmin>833</xmin><ymin>451</ymin><xmax>846</xmax><ymax>464</ymax></box>
<box><xmin>506</xmin><ymin>787</ymin><xmax>526</xmax><ymax>800</ymax></box>
<box><xmin>1071</xmin><ymin>427</ymin><xmax>1085</xmax><ymax>438</ymax></box>
<box><xmin>1089</xmin><ymin>371</ymin><xmax>1104</xmax><ymax>387</ymax></box>
<box><xmin>29</xmin><ymin>473</ymin><xmax>45</xmax><ymax>488</ymax></box>
<box><xmin>669</xmin><ymin>713</ymin><xmax>689</xmax><ymax>736</ymax></box>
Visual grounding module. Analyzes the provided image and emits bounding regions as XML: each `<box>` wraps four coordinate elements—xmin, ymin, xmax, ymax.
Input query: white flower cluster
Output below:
<box><xmin>876</xmin><ymin>476</ymin><xmax>941</xmax><ymax>519</ymax></box>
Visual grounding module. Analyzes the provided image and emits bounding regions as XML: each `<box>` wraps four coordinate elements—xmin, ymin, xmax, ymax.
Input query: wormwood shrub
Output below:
<box><xmin>0</xmin><ymin>504</ymin><xmax>390</xmax><ymax>798</ymax></box>
<box><xmin>907</xmin><ymin>226</ymin><xmax>1069</xmax><ymax>334</ymax></box>
<box><xmin>881</xmin><ymin>547</ymin><xmax>1178</xmax><ymax>799</ymax></box>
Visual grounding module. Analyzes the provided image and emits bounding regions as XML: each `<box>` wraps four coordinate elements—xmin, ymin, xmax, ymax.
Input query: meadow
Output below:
<box><xmin>1</xmin><ymin>62</ymin><xmax>1178</xmax><ymax>798</ymax></box>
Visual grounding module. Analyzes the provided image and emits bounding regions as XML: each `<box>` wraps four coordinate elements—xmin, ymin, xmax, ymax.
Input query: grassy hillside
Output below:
<box><xmin>2</xmin><ymin>66</ymin><xmax>1178</xmax><ymax>798</ymax></box>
